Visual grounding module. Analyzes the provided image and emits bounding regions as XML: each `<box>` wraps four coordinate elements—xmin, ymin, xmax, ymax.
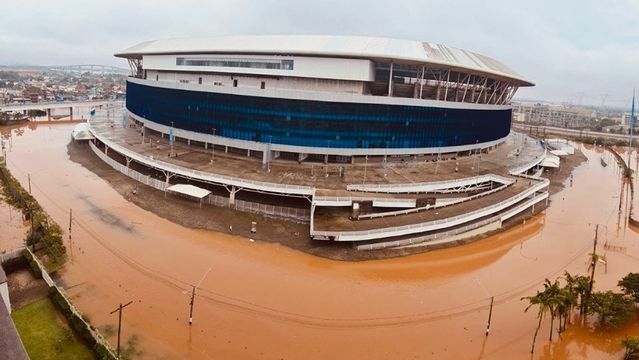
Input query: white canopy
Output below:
<box><xmin>539</xmin><ymin>154</ymin><xmax>560</xmax><ymax>168</ymax></box>
<box><xmin>166</xmin><ymin>184</ymin><xmax>211</xmax><ymax>199</ymax></box>
<box><xmin>547</xmin><ymin>140</ymin><xmax>575</xmax><ymax>155</ymax></box>
<box><xmin>71</xmin><ymin>123</ymin><xmax>94</xmax><ymax>141</ymax></box>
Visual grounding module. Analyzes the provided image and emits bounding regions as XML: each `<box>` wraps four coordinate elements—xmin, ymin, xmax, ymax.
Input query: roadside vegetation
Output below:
<box><xmin>522</xmin><ymin>272</ymin><xmax>639</xmax><ymax>356</ymax></box>
<box><xmin>11</xmin><ymin>298</ymin><xmax>94</xmax><ymax>360</ymax></box>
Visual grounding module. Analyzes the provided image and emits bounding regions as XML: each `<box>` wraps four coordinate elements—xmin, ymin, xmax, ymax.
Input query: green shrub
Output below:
<box><xmin>588</xmin><ymin>291</ymin><xmax>636</xmax><ymax>327</ymax></box>
<box><xmin>1</xmin><ymin>165</ymin><xmax>67</xmax><ymax>269</ymax></box>
<box><xmin>22</xmin><ymin>249</ymin><xmax>42</xmax><ymax>278</ymax></box>
<box><xmin>47</xmin><ymin>286</ymin><xmax>116</xmax><ymax>359</ymax></box>
<box><xmin>619</xmin><ymin>273</ymin><xmax>639</xmax><ymax>304</ymax></box>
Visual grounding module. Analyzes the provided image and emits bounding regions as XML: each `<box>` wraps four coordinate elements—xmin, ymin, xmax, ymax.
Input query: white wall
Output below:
<box><xmin>143</xmin><ymin>54</ymin><xmax>374</xmax><ymax>82</ymax></box>
<box><xmin>0</xmin><ymin>282</ymin><xmax>9</xmax><ymax>314</ymax></box>
<box><xmin>145</xmin><ymin>70</ymin><xmax>365</xmax><ymax>94</ymax></box>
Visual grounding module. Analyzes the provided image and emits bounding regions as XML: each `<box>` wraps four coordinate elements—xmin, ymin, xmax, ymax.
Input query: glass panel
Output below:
<box><xmin>127</xmin><ymin>81</ymin><xmax>511</xmax><ymax>149</ymax></box>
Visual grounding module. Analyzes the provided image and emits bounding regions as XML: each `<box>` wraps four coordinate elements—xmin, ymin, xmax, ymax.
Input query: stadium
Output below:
<box><xmin>86</xmin><ymin>35</ymin><xmax>551</xmax><ymax>249</ymax></box>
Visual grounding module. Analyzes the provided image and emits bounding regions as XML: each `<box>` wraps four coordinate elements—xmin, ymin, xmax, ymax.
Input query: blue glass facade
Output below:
<box><xmin>126</xmin><ymin>80</ymin><xmax>511</xmax><ymax>150</ymax></box>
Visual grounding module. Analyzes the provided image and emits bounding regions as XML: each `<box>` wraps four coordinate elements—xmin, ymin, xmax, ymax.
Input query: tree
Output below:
<box><xmin>522</xmin><ymin>289</ymin><xmax>550</xmax><ymax>354</ymax></box>
<box><xmin>588</xmin><ymin>291</ymin><xmax>635</xmax><ymax>327</ymax></box>
<box><xmin>618</xmin><ymin>273</ymin><xmax>639</xmax><ymax>304</ymax></box>
<box><xmin>585</xmin><ymin>252</ymin><xmax>601</xmax><ymax>316</ymax></box>
<box><xmin>542</xmin><ymin>279</ymin><xmax>563</xmax><ymax>342</ymax></box>
<box><xmin>26</xmin><ymin>109</ymin><xmax>45</xmax><ymax>119</ymax></box>
<box><xmin>564</xmin><ymin>271</ymin><xmax>591</xmax><ymax>317</ymax></box>
<box><xmin>622</xmin><ymin>336</ymin><xmax>639</xmax><ymax>360</ymax></box>
<box><xmin>556</xmin><ymin>285</ymin><xmax>577</xmax><ymax>334</ymax></box>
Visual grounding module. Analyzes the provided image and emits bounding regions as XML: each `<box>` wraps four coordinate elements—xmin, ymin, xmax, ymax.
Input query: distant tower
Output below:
<box><xmin>632</xmin><ymin>88</ymin><xmax>637</xmax><ymax>128</ymax></box>
<box><xmin>630</xmin><ymin>88</ymin><xmax>636</xmax><ymax>152</ymax></box>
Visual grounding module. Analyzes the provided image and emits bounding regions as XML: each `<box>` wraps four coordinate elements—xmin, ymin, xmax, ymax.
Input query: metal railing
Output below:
<box><xmin>89</xmin><ymin>115</ymin><xmax>315</xmax><ymax>196</ymax></box>
<box><xmin>356</xmin><ymin>183</ymin><xmax>510</xmax><ymax>220</ymax></box>
<box><xmin>312</xmin><ymin>178</ymin><xmax>549</xmax><ymax>241</ymax></box>
<box><xmin>345</xmin><ymin>174</ymin><xmax>513</xmax><ymax>193</ymax></box>
<box><xmin>90</xmin><ymin>142</ymin><xmax>310</xmax><ymax>222</ymax></box>
<box><xmin>23</xmin><ymin>247</ymin><xmax>117</xmax><ymax>358</ymax></box>
<box><xmin>355</xmin><ymin>191</ymin><xmax>548</xmax><ymax>250</ymax></box>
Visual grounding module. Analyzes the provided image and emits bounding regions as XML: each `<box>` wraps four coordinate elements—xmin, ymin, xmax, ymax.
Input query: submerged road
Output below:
<box><xmin>1</xmin><ymin>123</ymin><xmax>639</xmax><ymax>360</ymax></box>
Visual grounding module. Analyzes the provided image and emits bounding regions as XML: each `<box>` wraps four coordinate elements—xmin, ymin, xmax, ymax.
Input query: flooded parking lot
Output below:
<box><xmin>1</xmin><ymin>123</ymin><xmax>638</xmax><ymax>359</ymax></box>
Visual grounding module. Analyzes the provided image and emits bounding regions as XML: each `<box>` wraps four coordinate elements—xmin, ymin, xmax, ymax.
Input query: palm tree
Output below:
<box><xmin>622</xmin><ymin>336</ymin><xmax>639</xmax><ymax>360</ymax></box>
<box><xmin>563</xmin><ymin>271</ymin><xmax>590</xmax><ymax>320</ymax></box>
<box><xmin>523</xmin><ymin>289</ymin><xmax>550</xmax><ymax>354</ymax></box>
<box><xmin>557</xmin><ymin>285</ymin><xmax>577</xmax><ymax>334</ymax></box>
<box><xmin>543</xmin><ymin>279</ymin><xmax>563</xmax><ymax>342</ymax></box>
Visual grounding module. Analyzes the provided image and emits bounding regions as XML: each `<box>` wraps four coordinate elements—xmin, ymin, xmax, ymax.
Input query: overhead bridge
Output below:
<box><xmin>0</xmin><ymin>100</ymin><xmax>113</xmax><ymax>113</ymax></box>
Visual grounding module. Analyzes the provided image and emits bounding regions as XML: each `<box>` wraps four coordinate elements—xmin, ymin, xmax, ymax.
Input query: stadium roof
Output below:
<box><xmin>115</xmin><ymin>35</ymin><xmax>533</xmax><ymax>86</ymax></box>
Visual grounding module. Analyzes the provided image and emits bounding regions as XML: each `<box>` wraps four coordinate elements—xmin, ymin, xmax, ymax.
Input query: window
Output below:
<box><xmin>179</xmin><ymin>79</ymin><xmax>189</xmax><ymax>84</ymax></box>
<box><xmin>260</xmin><ymin>81</ymin><xmax>265</xmax><ymax>89</ymax></box>
<box><xmin>176</xmin><ymin>57</ymin><xmax>294</xmax><ymax>70</ymax></box>
<box><xmin>198</xmin><ymin>77</ymin><xmax>202</xmax><ymax>84</ymax></box>
<box><xmin>233</xmin><ymin>79</ymin><xmax>238</xmax><ymax>87</ymax></box>
<box><xmin>156</xmin><ymin>74</ymin><xmax>159</xmax><ymax>81</ymax></box>
<box><xmin>281</xmin><ymin>60</ymin><xmax>294</xmax><ymax>70</ymax></box>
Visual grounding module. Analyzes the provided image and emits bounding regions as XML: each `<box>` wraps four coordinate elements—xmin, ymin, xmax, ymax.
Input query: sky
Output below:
<box><xmin>1</xmin><ymin>0</ymin><xmax>638</xmax><ymax>108</ymax></box>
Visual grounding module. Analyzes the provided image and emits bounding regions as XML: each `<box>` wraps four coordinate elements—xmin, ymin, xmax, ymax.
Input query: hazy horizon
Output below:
<box><xmin>1</xmin><ymin>0</ymin><xmax>638</xmax><ymax>108</ymax></box>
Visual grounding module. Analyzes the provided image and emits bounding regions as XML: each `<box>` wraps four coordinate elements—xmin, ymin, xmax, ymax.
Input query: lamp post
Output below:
<box><xmin>211</xmin><ymin>128</ymin><xmax>216</xmax><ymax>163</ymax></box>
<box><xmin>267</xmin><ymin>135</ymin><xmax>272</xmax><ymax>172</ymax></box>
<box><xmin>170</xmin><ymin>121</ymin><xmax>175</xmax><ymax>157</ymax></box>
<box><xmin>363</xmin><ymin>155</ymin><xmax>368</xmax><ymax>184</ymax></box>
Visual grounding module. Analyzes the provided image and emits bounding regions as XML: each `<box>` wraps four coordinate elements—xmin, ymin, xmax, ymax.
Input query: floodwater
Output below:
<box><xmin>1</xmin><ymin>124</ymin><xmax>638</xmax><ymax>359</ymax></box>
<box><xmin>0</xmin><ymin>199</ymin><xmax>25</xmax><ymax>253</ymax></box>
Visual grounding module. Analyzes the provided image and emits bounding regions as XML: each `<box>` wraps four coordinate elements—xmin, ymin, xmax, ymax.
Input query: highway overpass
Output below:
<box><xmin>512</xmin><ymin>123</ymin><xmax>634</xmax><ymax>143</ymax></box>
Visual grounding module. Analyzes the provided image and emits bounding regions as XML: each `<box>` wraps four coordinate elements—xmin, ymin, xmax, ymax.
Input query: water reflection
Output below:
<box><xmin>2</xmin><ymin>123</ymin><xmax>638</xmax><ymax>360</ymax></box>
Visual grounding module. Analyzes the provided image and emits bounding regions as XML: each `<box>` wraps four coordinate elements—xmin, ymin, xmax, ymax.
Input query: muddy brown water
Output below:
<box><xmin>1</xmin><ymin>124</ymin><xmax>638</xmax><ymax>359</ymax></box>
<box><xmin>0</xmin><ymin>200</ymin><xmax>25</xmax><ymax>253</ymax></box>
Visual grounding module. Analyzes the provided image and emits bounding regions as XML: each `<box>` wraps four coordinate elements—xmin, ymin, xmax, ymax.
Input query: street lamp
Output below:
<box><xmin>267</xmin><ymin>135</ymin><xmax>272</xmax><ymax>173</ymax></box>
<box><xmin>170</xmin><ymin>121</ymin><xmax>175</xmax><ymax>157</ymax></box>
<box><xmin>211</xmin><ymin>127</ymin><xmax>216</xmax><ymax>163</ymax></box>
<box><xmin>363</xmin><ymin>155</ymin><xmax>368</xmax><ymax>184</ymax></box>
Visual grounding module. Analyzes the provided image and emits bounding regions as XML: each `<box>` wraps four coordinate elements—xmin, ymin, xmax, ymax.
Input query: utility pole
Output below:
<box><xmin>170</xmin><ymin>121</ymin><xmax>175</xmax><ymax>157</ymax></box>
<box><xmin>211</xmin><ymin>127</ymin><xmax>216</xmax><ymax>163</ymax></box>
<box><xmin>629</xmin><ymin>89</ymin><xmax>636</xmax><ymax>163</ymax></box>
<box><xmin>30</xmin><ymin>208</ymin><xmax>35</xmax><ymax>252</ymax></box>
<box><xmin>187</xmin><ymin>267</ymin><xmax>211</xmax><ymax>325</ymax></box>
<box><xmin>585</xmin><ymin>225</ymin><xmax>599</xmax><ymax>317</ymax></box>
<box><xmin>485</xmin><ymin>296</ymin><xmax>494</xmax><ymax>336</ymax></box>
<box><xmin>189</xmin><ymin>286</ymin><xmax>195</xmax><ymax>325</ymax></box>
<box><xmin>362</xmin><ymin>155</ymin><xmax>368</xmax><ymax>185</ymax></box>
<box><xmin>68</xmin><ymin>208</ymin><xmax>73</xmax><ymax>260</ymax></box>
<box><xmin>110</xmin><ymin>301</ymin><xmax>133</xmax><ymax>359</ymax></box>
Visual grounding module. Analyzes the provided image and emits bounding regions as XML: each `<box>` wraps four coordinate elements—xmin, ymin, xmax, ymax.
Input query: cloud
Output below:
<box><xmin>0</xmin><ymin>0</ymin><xmax>637</xmax><ymax>106</ymax></box>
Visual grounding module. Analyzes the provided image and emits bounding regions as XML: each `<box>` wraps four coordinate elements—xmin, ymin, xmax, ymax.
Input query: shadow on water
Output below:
<box><xmin>75</xmin><ymin>194</ymin><xmax>136</xmax><ymax>233</ymax></box>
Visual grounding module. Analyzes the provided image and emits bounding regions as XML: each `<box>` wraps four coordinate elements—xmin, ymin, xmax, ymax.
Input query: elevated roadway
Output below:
<box><xmin>513</xmin><ymin>123</ymin><xmax>633</xmax><ymax>142</ymax></box>
<box><xmin>0</xmin><ymin>100</ymin><xmax>113</xmax><ymax>113</ymax></box>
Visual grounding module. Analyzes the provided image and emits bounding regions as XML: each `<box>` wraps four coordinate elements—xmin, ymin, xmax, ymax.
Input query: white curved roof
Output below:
<box><xmin>115</xmin><ymin>35</ymin><xmax>533</xmax><ymax>86</ymax></box>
